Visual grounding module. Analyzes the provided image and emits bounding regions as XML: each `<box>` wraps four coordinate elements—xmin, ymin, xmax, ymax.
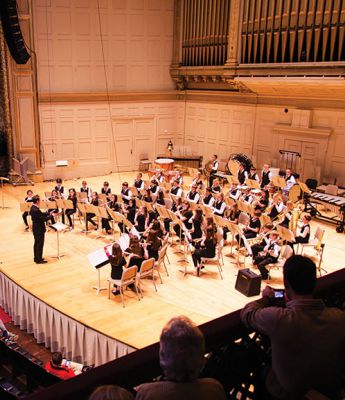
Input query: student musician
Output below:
<box><xmin>191</xmin><ymin>227</ymin><xmax>217</xmax><ymax>276</ymax></box>
<box><xmin>228</xmin><ymin>183</ymin><xmax>240</xmax><ymax>201</ymax></box>
<box><xmin>152</xmin><ymin>169</ymin><xmax>165</xmax><ymax>184</ymax></box>
<box><xmin>186</xmin><ymin>208</ymin><xmax>203</xmax><ymax>243</ymax></box>
<box><xmin>237</xmin><ymin>164</ymin><xmax>248</xmax><ymax>185</ymax></box>
<box><xmin>105</xmin><ymin>243</ymin><xmax>127</xmax><ymax>295</ymax></box>
<box><xmin>211</xmin><ymin>178</ymin><xmax>222</xmax><ymax>194</ymax></box>
<box><xmin>202</xmin><ymin>187</ymin><xmax>215</xmax><ymax>207</ymax></box>
<box><xmin>280</xmin><ymin>201</ymin><xmax>294</xmax><ymax>229</ymax></box>
<box><xmin>209</xmin><ymin>154</ymin><xmax>218</xmax><ymax>187</ymax></box>
<box><xmin>253</xmin><ymin>231</ymin><xmax>280</xmax><ymax>280</ymax></box>
<box><xmin>65</xmin><ymin>188</ymin><xmax>77</xmax><ymax>230</ymax></box>
<box><xmin>250</xmin><ymin>223</ymin><xmax>274</xmax><ymax>258</ymax></box>
<box><xmin>174</xmin><ymin>201</ymin><xmax>193</xmax><ymax>239</ymax></box>
<box><xmin>102</xmin><ymin>193</ymin><xmax>119</xmax><ymax>234</ymax></box>
<box><xmin>191</xmin><ymin>171</ymin><xmax>203</xmax><ymax>189</ymax></box>
<box><xmin>142</xmin><ymin>229</ymin><xmax>162</xmax><ymax>261</ymax></box>
<box><xmin>101</xmin><ymin>181</ymin><xmax>111</xmax><ymax>199</ymax></box>
<box><xmin>260</xmin><ymin>163</ymin><xmax>272</xmax><ymax>189</ymax></box>
<box><xmin>127</xmin><ymin>236</ymin><xmax>145</xmax><ymax>271</ymax></box>
<box><xmin>241</xmin><ymin>187</ymin><xmax>253</xmax><ymax>204</ymax></box>
<box><xmin>252</xmin><ymin>189</ymin><xmax>269</xmax><ymax>211</ymax></box>
<box><xmin>47</xmin><ymin>189</ymin><xmax>59</xmax><ymax>225</ymax></box>
<box><xmin>86</xmin><ymin>192</ymin><xmax>99</xmax><ymax>230</ymax></box>
<box><xmin>134</xmin><ymin>173</ymin><xmax>145</xmax><ymax>192</ymax></box>
<box><xmin>186</xmin><ymin>184</ymin><xmax>200</xmax><ymax>204</ymax></box>
<box><xmin>80</xmin><ymin>180</ymin><xmax>92</xmax><ymax>202</ymax></box>
<box><xmin>55</xmin><ymin>178</ymin><xmax>65</xmax><ymax>198</ymax></box>
<box><xmin>155</xmin><ymin>190</ymin><xmax>166</xmax><ymax>206</ymax></box>
<box><xmin>121</xmin><ymin>182</ymin><xmax>132</xmax><ymax>205</ymax></box>
<box><xmin>149</xmin><ymin>179</ymin><xmax>160</xmax><ymax>196</ymax></box>
<box><xmin>171</xmin><ymin>171</ymin><xmax>183</xmax><ymax>186</ymax></box>
<box><xmin>283</xmin><ymin>168</ymin><xmax>296</xmax><ymax>193</ymax></box>
<box><xmin>237</xmin><ymin>210</ymin><xmax>262</xmax><ymax>246</ymax></box>
<box><xmin>248</xmin><ymin>166</ymin><xmax>259</xmax><ymax>182</ymax></box>
<box><xmin>22</xmin><ymin>189</ymin><xmax>34</xmax><ymax>231</ymax></box>
<box><xmin>134</xmin><ymin>206</ymin><xmax>148</xmax><ymax>234</ymax></box>
<box><xmin>170</xmin><ymin>181</ymin><xmax>183</xmax><ymax>198</ymax></box>
<box><xmin>213</xmin><ymin>192</ymin><xmax>226</xmax><ymax>217</ymax></box>
<box><xmin>143</xmin><ymin>188</ymin><xmax>153</xmax><ymax>203</ymax></box>
<box><xmin>294</xmin><ymin>214</ymin><xmax>311</xmax><ymax>245</ymax></box>
<box><xmin>268</xmin><ymin>193</ymin><xmax>285</xmax><ymax>220</ymax></box>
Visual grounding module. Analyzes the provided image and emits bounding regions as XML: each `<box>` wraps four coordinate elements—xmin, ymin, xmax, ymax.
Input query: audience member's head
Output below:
<box><xmin>88</xmin><ymin>385</ymin><xmax>133</xmax><ymax>400</ymax></box>
<box><xmin>283</xmin><ymin>255</ymin><xmax>317</xmax><ymax>299</ymax></box>
<box><xmin>51</xmin><ymin>352</ymin><xmax>63</xmax><ymax>366</ymax></box>
<box><xmin>32</xmin><ymin>195</ymin><xmax>40</xmax><ymax>205</ymax></box>
<box><xmin>159</xmin><ymin>316</ymin><xmax>205</xmax><ymax>382</ymax></box>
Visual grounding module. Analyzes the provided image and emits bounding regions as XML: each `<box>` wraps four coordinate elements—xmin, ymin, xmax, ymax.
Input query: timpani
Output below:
<box><xmin>155</xmin><ymin>158</ymin><xmax>174</xmax><ymax>171</ymax></box>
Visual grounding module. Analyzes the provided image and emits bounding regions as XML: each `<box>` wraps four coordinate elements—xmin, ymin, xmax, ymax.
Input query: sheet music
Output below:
<box><xmin>87</xmin><ymin>248</ymin><xmax>109</xmax><ymax>269</ymax></box>
<box><xmin>118</xmin><ymin>233</ymin><xmax>130</xmax><ymax>251</ymax></box>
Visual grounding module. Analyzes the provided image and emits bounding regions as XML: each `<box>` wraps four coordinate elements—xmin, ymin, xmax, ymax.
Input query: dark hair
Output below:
<box><xmin>122</xmin><ymin>182</ymin><xmax>128</xmax><ymax>187</ymax></box>
<box><xmin>27</xmin><ymin>189</ymin><xmax>33</xmax><ymax>195</ymax></box>
<box><xmin>103</xmin><ymin>181</ymin><xmax>109</xmax><ymax>186</ymax></box>
<box><xmin>32</xmin><ymin>195</ymin><xmax>40</xmax><ymax>204</ymax></box>
<box><xmin>194</xmin><ymin>208</ymin><xmax>203</xmax><ymax>222</ymax></box>
<box><xmin>111</xmin><ymin>243</ymin><xmax>123</xmax><ymax>265</ymax></box>
<box><xmin>304</xmin><ymin>214</ymin><xmax>312</xmax><ymax>222</ymax></box>
<box><xmin>159</xmin><ymin>316</ymin><xmax>205</xmax><ymax>382</ymax></box>
<box><xmin>56</xmin><ymin>178</ymin><xmax>62</xmax><ymax>184</ymax></box>
<box><xmin>283</xmin><ymin>255</ymin><xmax>317</xmax><ymax>295</ymax></box>
<box><xmin>88</xmin><ymin>385</ymin><xmax>134</xmax><ymax>400</ymax></box>
<box><xmin>51</xmin><ymin>352</ymin><xmax>63</xmax><ymax>366</ymax></box>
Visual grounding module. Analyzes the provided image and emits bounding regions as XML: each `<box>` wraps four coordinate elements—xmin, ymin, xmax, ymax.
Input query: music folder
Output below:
<box><xmin>87</xmin><ymin>248</ymin><xmax>110</xmax><ymax>269</ymax></box>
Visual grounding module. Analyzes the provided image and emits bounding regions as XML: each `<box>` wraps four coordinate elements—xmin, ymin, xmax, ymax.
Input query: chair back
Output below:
<box><xmin>161</xmin><ymin>233</ymin><xmax>169</xmax><ymax>247</ymax></box>
<box><xmin>314</xmin><ymin>226</ymin><xmax>324</xmax><ymax>242</ymax></box>
<box><xmin>121</xmin><ymin>266</ymin><xmax>138</xmax><ymax>285</ymax></box>
<box><xmin>238</xmin><ymin>212</ymin><xmax>250</xmax><ymax>226</ymax></box>
<box><xmin>282</xmin><ymin>245</ymin><xmax>294</xmax><ymax>260</ymax></box>
<box><xmin>139</xmin><ymin>258</ymin><xmax>155</xmax><ymax>275</ymax></box>
<box><xmin>157</xmin><ymin>244</ymin><xmax>168</xmax><ymax>264</ymax></box>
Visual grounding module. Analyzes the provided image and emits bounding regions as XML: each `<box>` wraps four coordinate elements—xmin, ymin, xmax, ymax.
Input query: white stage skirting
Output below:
<box><xmin>0</xmin><ymin>272</ymin><xmax>136</xmax><ymax>366</ymax></box>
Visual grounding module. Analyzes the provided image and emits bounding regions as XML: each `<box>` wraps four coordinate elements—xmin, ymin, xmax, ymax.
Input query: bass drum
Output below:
<box><xmin>227</xmin><ymin>153</ymin><xmax>253</xmax><ymax>176</ymax></box>
<box><xmin>203</xmin><ymin>160</ymin><xmax>213</xmax><ymax>179</ymax></box>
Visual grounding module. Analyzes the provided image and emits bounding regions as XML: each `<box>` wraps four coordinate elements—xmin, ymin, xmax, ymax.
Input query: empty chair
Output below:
<box><xmin>108</xmin><ymin>266</ymin><xmax>140</xmax><ymax>307</ymax></box>
<box><xmin>136</xmin><ymin>258</ymin><xmax>157</xmax><ymax>297</ymax></box>
<box><xmin>154</xmin><ymin>244</ymin><xmax>169</xmax><ymax>283</ymax></box>
<box><xmin>199</xmin><ymin>243</ymin><xmax>224</xmax><ymax>279</ymax></box>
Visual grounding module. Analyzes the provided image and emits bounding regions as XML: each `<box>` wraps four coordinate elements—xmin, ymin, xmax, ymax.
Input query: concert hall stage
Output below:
<box><xmin>0</xmin><ymin>172</ymin><xmax>343</xmax><ymax>366</ymax></box>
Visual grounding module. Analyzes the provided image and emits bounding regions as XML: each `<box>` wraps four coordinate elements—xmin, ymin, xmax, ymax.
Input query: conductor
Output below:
<box><xmin>30</xmin><ymin>195</ymin><xmax>53</xmax><ymax>264</ymax></box>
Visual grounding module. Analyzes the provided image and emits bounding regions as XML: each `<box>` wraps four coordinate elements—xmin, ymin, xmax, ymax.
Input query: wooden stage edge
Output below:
<box><xmin>0</xmin><ymin>171</ymin><xmax>344</xmax><ymax>364</ymax></box>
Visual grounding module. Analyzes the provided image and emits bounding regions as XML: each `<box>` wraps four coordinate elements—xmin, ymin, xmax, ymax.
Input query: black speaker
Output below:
<box><xmin>0</xmin><ymin>0</ymin><xmax>31</xmax><ymax>64</ymax></box>
<box><xmin>235</xmin><ymin>268</ymin><xmax>261</xmax><ymax>297</ymax></box>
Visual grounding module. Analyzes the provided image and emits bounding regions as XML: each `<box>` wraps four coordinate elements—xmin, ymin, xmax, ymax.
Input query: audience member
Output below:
<box><xmin>89</xmin><ymin>385</ymin><xmax>134</xmax><ymax>400</ymax></box>
<box><xmin>135</xmin><ymin>315</ymin><xmax>226</xmax><ymax>400</ymax></box>
<box><xmin>241</xmin><ymin>255</ymin><xmax>345</xmax><ymax>399</ymax></box>
<box><xmin>45</xmin><ymin>352</ymin><xmax>76</xmax><ymax>380</ymax></box>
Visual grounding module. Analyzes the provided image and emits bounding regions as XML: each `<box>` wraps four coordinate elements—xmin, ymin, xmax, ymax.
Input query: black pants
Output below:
<box><xmin>254</xmin><ymin>255</ymin><xmax>277</xmax><ymax>279</ymax></box>
<box><xmin>251</xmin><ymin>243</ymin><xmax>265</xmax><ymax>258</ymax></box>
<box><xmin>86</xmin><ymin>213</ymin><xmax>97</xmax><ymax>230</ymax></box>
<box><xmin>65</xmin><ymin>209</ymin><xmax>75</xmax><ymax>227</ymax></box>
<box><xmin>192</xmin><ymin>248</ymin><xmax>215</xmax><ymax>267</ymax></box>
<box><xmin>22</xmin><ymin>211</ymin><xmax>29</xmax><ymax>226</ymax></box>
<box><xmin>33</xmin><ymin>232</ymin><xmax>45</xmax><ymax>262</ymax></box>
<box><xmin>102</xmin><ymin>217</ymin><xmax>112</xmax><ymax>231</ymax></box>
<box><xmin>209</xmin><ymin>172</ymin><xmax>216</xmax><ymax>188</ymax></box>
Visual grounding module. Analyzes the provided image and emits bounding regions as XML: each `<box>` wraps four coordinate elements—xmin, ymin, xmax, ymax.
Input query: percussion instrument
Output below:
<box><xmin>155</xmin><ymin>158</ymin><xmax>174</xmax><ymax>171</ymax></box>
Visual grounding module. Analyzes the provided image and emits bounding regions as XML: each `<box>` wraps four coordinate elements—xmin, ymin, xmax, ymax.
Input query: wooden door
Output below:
<box><xmin>112</xmin><ymin>119</ymin><xmax>134</xmax><ymax>172</ymax></box>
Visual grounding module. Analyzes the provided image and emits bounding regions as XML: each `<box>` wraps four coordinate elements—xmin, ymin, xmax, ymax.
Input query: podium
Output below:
<box><xmin>87</xmin><ymin>247</ymin><xmax>111</xmax><ymax>295</ymax></box>
<box><xmin>51</xmin><ymin>222</ymin><xmax>68</xmax><ymax>260</ymax></box>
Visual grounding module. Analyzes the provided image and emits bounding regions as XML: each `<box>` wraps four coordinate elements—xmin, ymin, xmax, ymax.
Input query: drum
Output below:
<box><xmin>155</xmin><ymin>158</ymin><xmax>174</xmax><ymax>171</ymax></box>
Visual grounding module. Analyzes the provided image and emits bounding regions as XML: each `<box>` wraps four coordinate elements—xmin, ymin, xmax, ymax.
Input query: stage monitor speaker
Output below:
<box><xmin>235</xmin><ymin>268</ymin><xmax>261</xmax><ymax>297</ymax></box>
<box><xmin>0</xmin><ymin>0</ymin><xmax>31</xmax><ymax>64</ymax></box>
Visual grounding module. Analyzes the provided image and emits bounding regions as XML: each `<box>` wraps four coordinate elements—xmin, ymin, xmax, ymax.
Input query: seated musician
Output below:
<box><xmin>105</xmin><ymin>243</ymin><xmax>127</xmax><ymax>295</ymax></box>
<box><xmin>155</xmin><ymin>190</ymin><xmax>166</xmax><ymax>206</ymax></box>
<box><xmin>294</xmin><ymin>214</ymin><xmax>311</xmax><ymax>245</ymax></box>
<box><xmin>121</xmin><ymin>182</ymin><xmax>132</xmax><ymax>205</ymax></box>
<box><xmin>153</xmin><ymin>169</ymin><xmax>165</xmax><ymax>183</ymax></box>
<box><xmin>142</xmin><ymin>229</ymin><xmax>162</xmax><ymax>260</ymax></box>
<box><xmin>191</xmin><ymin>171</ymin><xmax>203</xmax><ymax>189</ymax></box>
<box><xmin>65</xmin><ymin>188</ymin><xmax>77</xmax><ymax>230</ymax></box>
<box><xmin>174</xmin><ymin>201</ymin><xmax>193</xmax><ymax>239</ymax></box>
<box><xmin>55</xmin><ymin>178</ymin><xmax>65</xmax><ymax>198</ymax></box>
<box><xmin>283</xmin><ymin>168</ymin><xmax>296</xmax><ymax>193</ymax></box>
<box><xmin>236</xmin><ymin>210</ymin><xmax>262</xmax><ymax>247</ymax></box>
<box><xmin>280</xmin><ymin>201</ymin><xmax>294</xmax><ymax>228</ymax></box>
<box><xmin>260</xmin><ymin>163</ymin><xmax>272</xmax><ymax>189</ymax></box>
<box><xmin>101</xmin><ymin>181</ymin><xmax>111</xmax><ymax>198</ymax></box>
<box><xmin>209</xmin><ymin>154</ymin><xmax>218</xmax><ymax>187</ymax></box>
<box><xmin>149</xmin><ymin>179</ymin><xmax>160</xmax><ymax>196</ymax></box>
<box><xmin>134</xmin><ymin>173</ymin><xmax>145</xmax><ymax>192</ymax></box>
<box><xmin>170</xmin><ymin>181</ymin><xmax>183</xmax><ymax>198</ymax></box>
<box><xmin>186</xmin><ymin>208</ymin><xmax>203</xmax><ymax>244</ymax></box>
<box><xmin>134</xmin><ymin>206</ymin><xmax>148</xmax><ymax>234</ymax></box>
<box><xmin>253</xmin><ymin>231</ymin><xmax>280</xmax><ymax>279</ymax></box>
<box><xmin>211</xmin><ymin>178</ymin><xmax>222</xmax><ymax>194</ymax></box>
<box><xmin>252</xmin><ymin>189</ymin><xmax>269</xmax><ymax>211</ymax></box>
<box><xmin>237</xmin><ymin>163</ymin><xmax>248</xmax><ymax>185</ymax></box>
<box><xmin>47</xmin><ymin>189</ymin><xmax>59</xmax><ymax>225</ymax></box>
<box><xmin>248</xmin><ymin>166</ymin><xmax>259</xmax><ymax>182</ymax></box>
<box><xmin>101</xmin><ymin>193</ymin><xmax>120</xmax><ymax>234</ymax></box>
<box><xmin>22</xmin><ymin>189</ymin><xmax>34</xmax><ymax>231</ymax></box>
<box><xmin>228</xmin><ymin>183</ymin><xmax>240</xmax><ymax>200</ymax></box>
<box><xmin>268</xmin><ymin>193</ymin><xmax>285</xmax><ymax>220</ymax></box>
<box><xmin>202</xmin><ymin>187</ymin><xmax>215</xmax><ymax>207</ymax></box>
<box><xmin>80</xmin><ymin>180</ymin><xmax>92</xmax><ymax>202</ymax></box>
<box><xmin>86</xmin><ymin>191</ymin><xmax>99</xmax><ymax>230</ymax></box>
<box><xmin>143</xmin><ymin>188</ymin><xmax>153</xmax><ymax>203</ymax></box>
<box><xmin>222</xmin><ymin>203</ymin><xmax>240</xmax><ymax>242</ymax></box>
<box><xmin>191</xmin><ymin>227</ymin><xmax>217</xmax><ymax>276</ymax></box>
<box><xmin>125</xmin><ymin>199</ymin><xmax>136</xmax><ymax>224</ymax></box>
<box><xmin>213</xmin><ymin>192</ymin><xmax>226</xmax><ymax>217</ymax></box>
<box><xmin>127</xmin><ymin>236</ymin><xmax>145</xmax><ymax>271</ymax></box>
<box><xmin>186</xmin><ymin>184</ymin><xmax>200</xmax><ymax>204</ymax></box>
<box><xmin>171</xmin><ymin>171</ymin><xmax>183</xmax><ymax>186</ymax></box>
<box><xmin>250</xmin><ymin>223</ymin><xmax>274</xmax><ymax>258</ymax></box>
<box><xmin>242</xmin><ymin>187</ymin><xmax>253</xmax><ymax>204</ymax></box>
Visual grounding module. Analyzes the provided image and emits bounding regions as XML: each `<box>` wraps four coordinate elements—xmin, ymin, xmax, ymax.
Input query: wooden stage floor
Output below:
<box><xmin>1</xmin><ymin>172</ymin><xmax>344</xmax><ymax>352</ymax></box>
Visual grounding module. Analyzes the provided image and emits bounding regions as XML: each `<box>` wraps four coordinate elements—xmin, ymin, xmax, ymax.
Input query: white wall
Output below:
<box><xmin>33</xmin><ymin>0</ymin><xmax>174</xmax><ymax>92</ymax></box>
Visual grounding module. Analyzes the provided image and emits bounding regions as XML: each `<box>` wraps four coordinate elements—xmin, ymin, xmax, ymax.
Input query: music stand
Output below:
<box><xmin>51</xmin><ymin>222</ymin><xmax>68</xmax><ymax>260</ymax></box>
<box><xmin>106</xmin><ymin>208</ymin><xmax>122</xmax><ymax>240</ymax></box>
<box><xmin>95</xmin><ymin>206</ymin><xmax>109</xmax><ymax>239</ymax></box>
<box><xmin>0</xmin><ymin>177</ymin><xmax>10</xmax><ymax>209</ymax></box>
<box><xmin>77</xmin><ymin>203</ymin><xmax>89</xmax><ymax>233</ymax></box>
<box><xmin>245</xmin><ymin>178</ymin><xmax>260</xmax><ymax>189</ymax></box>
<box><xmin>87</xmin><ymin>248</ymin><xmax>109</xmax><ymax>295</ymax></box>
